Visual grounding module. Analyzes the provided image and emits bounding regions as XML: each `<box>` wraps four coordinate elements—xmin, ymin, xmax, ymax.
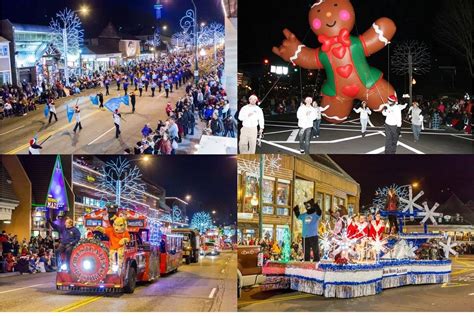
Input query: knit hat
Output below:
<box><xmin>29</xmin><ymin>138</ymin><xmax>36</xmax><ymax>146</ymax></box>
<box><xmin>388</xmin><ymin>95</ymin><xmax>398</xmax><ymax>103</ymax></box>
<box><xmin>249</xmin><ymin>95</ymin><xmax>259</xmax><ymax>102</ymax></box>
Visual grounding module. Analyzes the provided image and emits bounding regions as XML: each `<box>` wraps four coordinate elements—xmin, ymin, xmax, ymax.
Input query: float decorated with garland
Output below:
<box><xmin>261</xmin><ymin>185</ymin><xmax>457</xmax><ymax>298</ymax></box>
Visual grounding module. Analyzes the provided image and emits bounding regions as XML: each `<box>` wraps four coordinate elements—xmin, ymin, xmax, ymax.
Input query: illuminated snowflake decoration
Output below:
<box><xmin>406</xmin><ymin>241</ymin><xmax>418</xmax><ymax>258</ymax></box>
<box><xmin>369</xmin><ymin>235</ymin><xmax>389</xmax><ymax>261</ymax></box>
<box><xmin>439</xmin><ymin>236</ymin><xmax>458</xmax><ymax>259</ymax></box>
<box><xmin>237</xmin><ymin>158</ymin><xmax>260</xmax><ymax>177</ymax></box>
<box><xmin>96</xmin><ymin>157</ymin><xmax>145</xmax><ymax>208</ymax></box>
<box><xmin>419</xmin><ymin>201</ymin><xmax>442</xmax><ymax>226</ymax></box>
<box><xmin>373</xmin><ymin>184</ymin><xmax>410</xmax><ymax>210</ymax></box>
<box><xmin>332</xmin><ymin>229</ymin><xmax>358</xmax><ymax>259</ymax></box>
<box><xmin>399</xmin><ymin>185</ymin><xmax>424</xmax><ymax>215</ymax></box>
<box><xmin>319</xmin><ymin>231</ymin><xmax>333</xmax><ymax>259</ymax></box>
<box><xmin>190</xmin><ymin>211</ymin><xmax>213</xmax><ymax>233</ymax></box>
<box><xmin>265</xmin><ymin>154</ymin><xmax>282</xmax><ymax>176</ymax></box>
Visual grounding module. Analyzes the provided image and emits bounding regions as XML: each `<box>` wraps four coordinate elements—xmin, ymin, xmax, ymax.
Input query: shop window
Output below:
<box><xmin>325</xmin><ymin>194</ymin><xmax>332</xmax><ymax>214</ymax></box>
<box><xmin>276</xmin><ymin>181</ymin><xmax>290</xmax><ymax>205</ymax></box>
<box><xmin>276</xmin><ymin>208</ymin><xmax>289</xmax><ymax>216</ymax></box>
<box><xmin>262</xmin><ymin>178</ymin><xmax>274</xmax><ymax>203</ymax></box>
<box><xmin>262</xmin><ymin>225</ymin><xmax>273</xmax><ymax>241</ymax></box>
<box><xmin>243</xmin><ymin>175</ymin><xmax>259</xmax><ymax>213</ymax></box>
<box><xmin>262</xmin><ymin>206</ymin><xmax>274</xmax><ymax>215</ymax></box>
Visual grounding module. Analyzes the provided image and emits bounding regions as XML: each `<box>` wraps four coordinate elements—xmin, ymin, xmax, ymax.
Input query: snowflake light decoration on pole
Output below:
<box><xmin>419</xmin><ymin>201</ymin><xmax>442</xmax><ymax>226</ymax></box>
<box><xmin>50</xmin><ymin>8</ymin><xmax>84</xmax><ymax>86</ymax></box>
<box><xmin>373</xmin><ymin>184</ymin><xmax>410</xmax><ymax>211</ymax></box>
<box><xmin>265</xmin><ymin>154</ymin><xmax>282</xmax><ymax>176</ymax></box>
<box><xmin>190</xmin><ymin>211</ymin><xmax>213</xmax><ymax>233</ymax></box>
<box><xmin>399</xmin><ymin>185</ymin><xmax>424</xmax><ymax>217</ymax></box>
<box><xmin>439</xmin><ymin>236</ymin><xmax>458</xmax><ymax>259</ymax></box>
<box><xmin>96</xmin><ymin>157</ymin><xmax>146</xmax><ymax>208</ymax></box>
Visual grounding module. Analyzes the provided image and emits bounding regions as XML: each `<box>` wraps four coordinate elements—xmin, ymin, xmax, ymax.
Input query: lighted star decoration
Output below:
<box><xmin>419</xmin><ymin>201</ymin><xmax>442</xmax><ymax>226</ymax></box>
<box><xmin>399</xmin><ymin>185</ymin><xmax>424</xmax><ymax>215</ymax></box>
<box><xmin>332</xmin><ymin>229</ymin><xmax>358</xmax><ymax>259</ymax></box>
<box><xmin>369</xmin><ymin>235</ymin><xmax>389</xmax><ymax>262</ymax></box>
<box><xmin>265</xmin><ymin>154</ymin><xmax>282</xmax><ymax>176</ymax></box>
<box><xmin>439</xmin><ymin>236</ymin><xmax>458</xmax><ymax>259</ymax></box>
<box><xmin>319</xmin><ymin>231</ymin><xmax>333</xmax><ymax>259</ymax></box>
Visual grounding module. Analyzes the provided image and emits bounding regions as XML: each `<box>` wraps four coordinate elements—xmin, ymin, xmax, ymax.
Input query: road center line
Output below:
<box><xmin>0</xmin><ymin>283</ymin><xmax>45</xmax><ymax>294</ymax></box>
<box><xmin>208</xmin><ymin>287</ymin><xmax>217</xmax><ymax>299</ymax></box>
<box><xmin>53</xmin><ymin>296</ymin><xmax>102</xmax><ymax>312</ymax></box>
<box><xmin>0</xmin><ymin>125</ymin><xmax>25</xmax><ymax>136</ymax></box>
<box><xmin>87</xmin><ymin>126</ymin><xmax>116</xmax><ymax>145</ymax></box>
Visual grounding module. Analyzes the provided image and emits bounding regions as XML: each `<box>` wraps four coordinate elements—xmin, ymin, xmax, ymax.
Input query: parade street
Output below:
<box><xmin>238</xmin><ymin>255</ymin><xmax>474</xmax><ymax>312</ymax></box>
<box><xmin>258</xmin><ymin>113</ymin><xmax>473</xmax><ymax>155</ymax></box>
<box><xmin>0</xmin><ymin>251</ymin><xmax>236</xmax><ymax>312</ymax></box>
<box><xmin>0</xmin><ymin>84</ymin><xmax>202</xmax><ymax>154</ymax></box>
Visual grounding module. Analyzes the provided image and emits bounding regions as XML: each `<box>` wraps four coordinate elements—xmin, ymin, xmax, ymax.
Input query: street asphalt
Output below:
<box><xmin>0</xmin><ymin>251</ymin><xmax>236</xmax><ymax>312</ymax></box>
<box><xmin>256</xmin><ymin>113</ymin><xmax>473</xmax><ymax>154</ymax></box>
<box><xmin>0</xmin><ymin>82</ymin><xmax>207</xmax><ymax>154</ymax></box>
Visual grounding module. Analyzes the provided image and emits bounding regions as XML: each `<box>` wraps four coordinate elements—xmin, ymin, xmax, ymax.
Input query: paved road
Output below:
<box><xmin>257</xmin><ymin>113</ymin><xmax>473</xmax><ymax>154</ymax></box>
<box><xmin>0</xmin><ymin>83</ymin><xmax>206</xmax><ymax>154</ymax></box>
<box><xmin>238</xmin><ymin>255</ymin><xmax>474</xmax><ymax>312</ymax></box>
<box><xmin>0</xmin><ymin>251</ymin><xmax>236</xmax><ymax>312</ymax></box>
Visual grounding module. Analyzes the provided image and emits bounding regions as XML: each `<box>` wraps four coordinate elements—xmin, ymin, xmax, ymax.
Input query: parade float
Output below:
<box><xmin>56</xmin><ymin>207</ymin><xmax>182</xmax><ymax>293</ymax></box>
<box><xmin>261</xmin><ymin>185</ymin><xmax>457</xmax><ymax>298</ymax></box>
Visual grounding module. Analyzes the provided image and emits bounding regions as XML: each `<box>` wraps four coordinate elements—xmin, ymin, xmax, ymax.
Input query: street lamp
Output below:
<box><xmin>212</xmin><ymin>210</ymin><xmax>216</xmax><ymax>214</ymax></box>
<box><xmin>185</xmin><ymin>194</ymin><xmax>192</xmax><ymax>201</ymax></box>
<box><xmin>162</xmin><ymin>25</ymin><xmax>168</xmax><ymax>31</ymax></box>
<box><xmin>190</xmin><ymin>0</ymin><xmax>199</xmax><ymax>83</ymax></box>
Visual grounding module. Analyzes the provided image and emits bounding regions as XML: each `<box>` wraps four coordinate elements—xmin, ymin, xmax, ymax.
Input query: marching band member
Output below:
<box><xmin>238</xmin><ymin>95</ymin><xmax>265</xmax><ymax>154</ymax></box>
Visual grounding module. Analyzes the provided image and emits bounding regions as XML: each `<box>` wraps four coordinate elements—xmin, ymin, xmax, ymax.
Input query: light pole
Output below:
<box><xmin>191</xmin><ymin>0</ymin><xmax>199</xmax><ymax>83</ymax></box>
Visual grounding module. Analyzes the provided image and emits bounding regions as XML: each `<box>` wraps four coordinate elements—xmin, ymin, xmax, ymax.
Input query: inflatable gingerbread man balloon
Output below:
<box><xmin>273</xmin><ymin>0</ymin><xmax>397</xmax><ymax>123</ymax></box>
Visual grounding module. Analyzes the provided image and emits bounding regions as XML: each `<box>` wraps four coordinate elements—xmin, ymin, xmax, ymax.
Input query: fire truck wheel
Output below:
<box><xmin>124</xmin><ymin>267</ymin><xmax>137</xmax><ymax>294</ymax></box>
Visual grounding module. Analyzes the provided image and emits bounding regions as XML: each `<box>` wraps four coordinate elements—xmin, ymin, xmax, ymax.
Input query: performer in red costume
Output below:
<box><xmin>369</xmin><ymin>212</ymin><xmax>385</xmax><ymax>240</ymax></box>
<box><xmin>386</xmin><ymin>189</ymin><xmax>399</xmax><ymax>234</ymax></box>
<box><xmin>273</xmin><ymin>0</ymin><xmax>397</xmax><ymax>123</ymax></box>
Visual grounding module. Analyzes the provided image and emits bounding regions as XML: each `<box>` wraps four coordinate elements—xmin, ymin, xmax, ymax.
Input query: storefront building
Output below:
<box><xmin>237</xmin><ymin>155</ymin><xmax>360</xmax><ymax>245</ymax></box>
<box><xmin>0</xmin><ymin>36</ymin><xmax>12</xmax><ymax>85</ymax></box>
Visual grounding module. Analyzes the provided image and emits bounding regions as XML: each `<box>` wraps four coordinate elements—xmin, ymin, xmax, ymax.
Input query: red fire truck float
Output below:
<box><xmin>56</xmin><ymin>208</ymin><xmax>182</xmax><ymax>293</ymax></box>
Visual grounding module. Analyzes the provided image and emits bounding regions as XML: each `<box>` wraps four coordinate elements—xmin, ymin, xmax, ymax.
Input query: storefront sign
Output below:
<box><xmin>46</xmin><ymin>197</ymin><xmax>58</xmax><ymax>210</ymax></box>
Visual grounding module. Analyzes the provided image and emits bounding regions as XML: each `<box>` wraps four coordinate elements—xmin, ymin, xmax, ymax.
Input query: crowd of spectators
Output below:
<box><xmin>0</xmin><ymin>230</ymin><xmax>56</xmax><ymax>274</ymax></box>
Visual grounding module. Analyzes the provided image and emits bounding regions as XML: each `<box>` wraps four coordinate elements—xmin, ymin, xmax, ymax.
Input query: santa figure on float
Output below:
<box><xmin>273</xmin><ymin>0</ymin><xmax>397</xmax><ymax>123</ymax></box>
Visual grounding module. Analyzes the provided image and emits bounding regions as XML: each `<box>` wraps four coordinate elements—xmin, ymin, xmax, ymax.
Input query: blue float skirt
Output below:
<box><xmin>262</xmin><ymin>259</ymin><xmax>451</xmax><ymax>298</ymax></box>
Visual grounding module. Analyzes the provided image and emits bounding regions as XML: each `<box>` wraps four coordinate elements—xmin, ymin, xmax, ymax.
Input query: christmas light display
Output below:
<box><xmin>373</xmin><ymin>184</ymin><xmax>410</xmax><ymax>211</ymax></box>
<box><xmin>190</xmin><ymin>211</ymin><xmax>213</xmax><ymax>233</ymax></box>
<box><xmin>49</xmin><ymin>8</ymin><xmax>84</xmax><ymax>85</ymax></box>
<box><xmin>96</xmin><ymin>157</ymin><xmax>146</xmax><ymax>208</ymax></box>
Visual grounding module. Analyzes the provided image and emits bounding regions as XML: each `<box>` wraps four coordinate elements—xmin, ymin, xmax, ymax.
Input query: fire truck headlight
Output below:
<box><xmin>82</xmin><ymin>260</ymin><xmax>92</xmax><ymax>271</ymax></box>
<box><xmin>60</xmin><ymin>263</ymin><xmax>68</xmax><ymax>271</ymax></box>
<box><xmin>112</xmin><ymin>264</ymin><xmax>119</xmax><ymax>273</ymax></box>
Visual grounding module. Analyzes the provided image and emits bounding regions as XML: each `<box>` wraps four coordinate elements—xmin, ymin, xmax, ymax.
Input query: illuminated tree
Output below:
<box><xmin>190</xmin><ymin>211</ymin><xmax>213</xmax><ymax>233</ymax></box>
<box><xmin>49</xmin><ymin>8</ymin><xmax>84</xmax><ymax>85</ymax></box>
<box><xmin>96</xmin><ymin>157</ymin><xmax>146</xmax><ymax>208</ymax></box>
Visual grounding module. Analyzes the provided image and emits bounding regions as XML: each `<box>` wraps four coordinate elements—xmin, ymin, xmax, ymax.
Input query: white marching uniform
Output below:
<box><xmin>238</xmin><ymin>104</ymin><xmax>264</xmax><ymax>154</ymax></box>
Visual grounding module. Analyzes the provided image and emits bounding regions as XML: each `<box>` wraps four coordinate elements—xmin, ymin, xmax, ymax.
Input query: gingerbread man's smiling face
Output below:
<box><xmin>309</xmin><ymin>0</ymin><xmax>355</xmax><ymax>37</ymax></box>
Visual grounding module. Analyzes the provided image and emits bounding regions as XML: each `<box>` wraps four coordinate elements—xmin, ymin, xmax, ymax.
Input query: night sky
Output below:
<box><xmin>239</xmin><ymin>0</ymin><xmax>472</xmax><ymax>94</ymax></box>
<box><xmin>329</xmin><ymin>155</ymin><xmax>474</xmax><ymax>208</ymax></box>
<box><xmin>0</xmin><ymin>0</ymin><xmax>223</xmax><ymax>37</ymax></box>
<box><xmin>101</xmin><ymin>155</ymin><xmax>237</xmax><ymax>227</ymax></box>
